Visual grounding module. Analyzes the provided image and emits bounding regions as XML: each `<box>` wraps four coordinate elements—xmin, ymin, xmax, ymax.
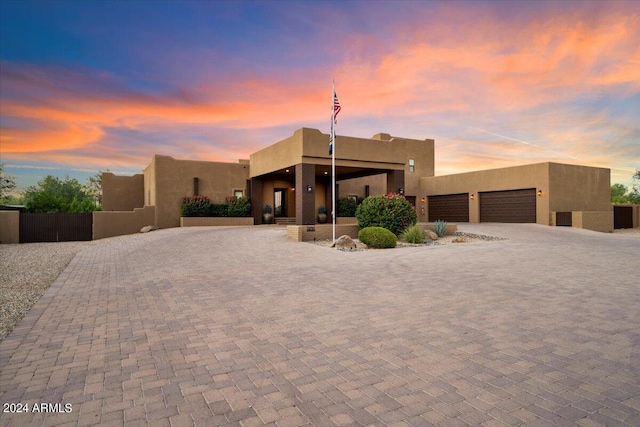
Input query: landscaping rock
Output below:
<box><xmin>140</xmin><ymin>225</ymin><xmax>159</xmax><ymax>233</ymax></box>
<box><xmin>331</xmin><ymin>235</ymin><xmax>357</xmax><ymax>250</ymax></box>
<box><xmin>426</xmin><ymin>230</ymin><xmax>438</xmax><ymax>240</ymax></box>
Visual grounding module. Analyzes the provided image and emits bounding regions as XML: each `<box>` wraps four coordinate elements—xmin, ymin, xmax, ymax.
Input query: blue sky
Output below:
<box><xmin>1</xmin><ymin>0</ymin><xmax>638</xmax><ymax>190</ymax></box>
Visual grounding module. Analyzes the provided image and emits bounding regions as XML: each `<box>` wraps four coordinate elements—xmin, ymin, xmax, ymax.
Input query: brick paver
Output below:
<box><xmin>1</xmin><ymin>224</ymin><xmax>638</xmax><ymax>426</ymax></box>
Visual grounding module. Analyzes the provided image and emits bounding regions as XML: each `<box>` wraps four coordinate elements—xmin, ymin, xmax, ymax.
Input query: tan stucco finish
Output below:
<box><xmin>102</xmin><ymin>173</ymin><xmax>144</xmax><ymax>211</ymax></box>
<box><xmin>149</xmin><ymin>155</ymin><xmax>250</xmax><ymax>228</ymax></box>
<box><xmin>98</xmin><ymin>128</ymin><xmax>617</xmax><ymax>237</ymax></box>
<box><xmin>421</xmin><ymin>162</ymin><xmax>611</xmax><ymax>230</ymax></box>
<box><xmin>93</xmin><ymin>206</ymin><xmax>156</xmax><ymax>240</ymax></box>
<box><xmin>0</xmin><ymin>211</ymin><xmax>20</xmax><ymax>244</ymax></box>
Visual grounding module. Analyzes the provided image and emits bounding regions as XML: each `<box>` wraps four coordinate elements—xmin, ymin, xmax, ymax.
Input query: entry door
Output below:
<box><xmin>274</xmin><ymin>188</ymin><xmax>287</xmax><ymax>217</ymax></box>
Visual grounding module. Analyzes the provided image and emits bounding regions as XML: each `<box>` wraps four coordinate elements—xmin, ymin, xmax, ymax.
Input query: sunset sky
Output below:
<box><xmin>1</xmin><ymin>0</ymin><xmax>638</xmax><ymax>190</ymax></box>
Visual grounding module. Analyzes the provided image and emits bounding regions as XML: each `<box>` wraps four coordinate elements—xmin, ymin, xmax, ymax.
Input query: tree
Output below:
<box><xmin>611</xmin><ymin>183</ymin><xmax>628</xmax><ymax>204</ymax></box>
<box><xmin>611</xmin><ymin>180</ymin><xmax>640</xmax><ymax>205</ymax></box>
<box><xmin>83</xmin><ymin>170</ymin><xmax>108</xmax><ymax>206</ymax></box>
<box><xmin>0</xmin><ymin>164</ymin><xmax>17</xmax><ymax>200</ymax></box>
<box><xmin>23</xmin><ymin>175</ymin><xmax>99</xmax><ymax>213</ymax></box>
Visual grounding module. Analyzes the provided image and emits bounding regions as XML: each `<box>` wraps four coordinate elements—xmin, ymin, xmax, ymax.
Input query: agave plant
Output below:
<box><xmin>433</xmin><ymin>219</ymin><xmax>447</xmax><ymax>238</ymax></box>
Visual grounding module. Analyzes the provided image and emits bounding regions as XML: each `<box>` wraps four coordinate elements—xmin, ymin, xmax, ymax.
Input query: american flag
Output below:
<box><xmin>330</xmin><ymin>90</ymin><xmax>341</xmax><ymax>155</ymax></box>
<box><xmin>333</xmin><ymin>90</ymin><xmax>341</xmax><ymax>123</ymax></box>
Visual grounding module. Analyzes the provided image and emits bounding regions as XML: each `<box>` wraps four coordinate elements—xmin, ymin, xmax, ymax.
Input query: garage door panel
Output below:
<box><xmin>428</xmin><ymin>193</ymin><xmax>469</xmax><ymax>222</ymax></box>
<box><xmin>480</xmin><ymin>188</ymin><xmax>536</xmax><ymax>223</ymax></box>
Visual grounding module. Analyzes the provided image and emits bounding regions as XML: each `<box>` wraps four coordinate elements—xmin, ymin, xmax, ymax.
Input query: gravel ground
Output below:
<box><xmin>1</xmin><ymin>227</ymin><xmax>638</xmax><ymax>342</ymax></box>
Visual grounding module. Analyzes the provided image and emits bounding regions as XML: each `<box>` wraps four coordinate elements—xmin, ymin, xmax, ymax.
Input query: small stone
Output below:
<box><xmin>140</xmin><ymin>225</ymin><xmax>158</xmax><ymax>233</ymax></box>
<box><xmin>330</xmin><ymin>235</ymin><xmax>357</xmax><ymax>250</ymax></box>
<box><xmin>426</xmin><ymin>230</ymin><xmax>438</xmax><ymax>240</ymax></box>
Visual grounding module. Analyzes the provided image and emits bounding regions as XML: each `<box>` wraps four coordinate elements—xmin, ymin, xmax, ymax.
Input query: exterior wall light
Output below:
<box><xmin>307</xmin><ymin>185</ymin><xmax>312</xmax><ymax>192</ymax></box>
<box><xmin>421</xmin><ymin>197</ymin><xmax>426</xmax><ymax>204</ymax></box>
<box><xmin>538</xmin><ymin>190</ymin><xmax>543</xmax><ymax>196</ymax></box>
<box><xmin>399</xmin><ymin>187</ymin><xmax>404</xmax><ymax>195</ymax></box>
<box><xmin>291</xmin><ymin>188</ymin><xmax>295</xmax><ymax>192</ymax></box>
<box><xmin>470</xmin><ymin>194</ymin><xmax>475</xmax><ymax>200</ymax></box>
<box><xmin>285</xmin><ymin>169</ymin><xmax>290</xmax><ymax>173</ymax></box>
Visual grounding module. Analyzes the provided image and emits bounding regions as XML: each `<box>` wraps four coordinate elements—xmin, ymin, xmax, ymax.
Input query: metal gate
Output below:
<box><xmin>613</xmin><ymin>206</ymin><xmax>633</xmax><ymax>229</ymax></box>
<box><xmin>20</xmin><ymin>213</ymin><xmax>93</xmax><ymax>243</ymax></box>
<box><xmin>556</xmin><ymin>212</ymin><xmax>572</xmax><ymax>227</ymax></box>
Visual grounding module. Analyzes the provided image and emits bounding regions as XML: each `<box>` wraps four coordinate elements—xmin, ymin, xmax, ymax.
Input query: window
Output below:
<box><xmin>409</xmin><ymin>159</ymin><xmax>415</xmax><ymax>173</ymax></box>
<box><xmin>233</xmin><ymin>189</ymin><xmax>244</xmax><ymax>198</ymax></box>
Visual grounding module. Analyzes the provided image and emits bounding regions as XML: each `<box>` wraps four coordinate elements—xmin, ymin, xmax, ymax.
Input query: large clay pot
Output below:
<box><xmin>262</xmin><ymin>213</ymin><xmax>274</xmax><ymax>224</ymax></box>
<box><xmin>317</xmin><ymin>213</ymin><xmax>327</xmax><ymax>224</ymax></box>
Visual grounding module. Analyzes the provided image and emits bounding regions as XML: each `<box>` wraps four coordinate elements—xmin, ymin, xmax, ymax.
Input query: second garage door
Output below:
<box><xmin>480</xmin><ymin>188</ymin><xmax>536</xmax><ymax>223</ymax></box>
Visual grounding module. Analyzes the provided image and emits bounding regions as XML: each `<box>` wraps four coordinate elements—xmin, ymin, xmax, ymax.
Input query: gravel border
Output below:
<box><xmin>309</xmin><ymin>231</ymin><xmax>508</xmax><ymax>251</ymax></box>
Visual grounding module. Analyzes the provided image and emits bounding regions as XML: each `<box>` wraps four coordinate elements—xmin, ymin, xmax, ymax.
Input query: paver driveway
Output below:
<box><xmin>1</xmin><ymin>224</ymin><xmax>638</xmax><ymax>427</ymax></box>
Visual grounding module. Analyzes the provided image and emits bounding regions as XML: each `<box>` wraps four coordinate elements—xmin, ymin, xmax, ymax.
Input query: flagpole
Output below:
<box><xmin>331</xmin><ymin>80</ymin><xmax>336</xmax><ymax>242</ymax></box>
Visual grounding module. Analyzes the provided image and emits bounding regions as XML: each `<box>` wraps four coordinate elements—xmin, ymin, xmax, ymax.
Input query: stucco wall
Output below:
<box><xmin>421</xmin><ymin>163</ymin><xmax>550</xmax><ymax>224</ymax></box>
<box><xmin>549</xmin><ymin>163</ymin><xmax>611</xmax><ymax>212</ymax></box>
<box><xmin>0</xmin><ymin>211</ymin><xmax>19</xmax><ymax>244</ymax></box>
<box><xmin>338</xmin><ymin>174</ymin><xmax>386</xmax><ymax>199</ymax></box>
<box><xmin>287</xmin><ymin>224</ymin><xmax>360</xmax><ymax>242</ymax></box>
<box><xmin>102</xmin><ymin>173</ymin><xmax>144</xmax><ymax>211</ymax></box>
<box><xmin>572</xmin><ymin>211</ymin><xmax>614</xmax><ymax>233</ymax></box>
<box><xmin>93</xmin><ymin>206</ymin><xmax>156</xmax><ymax>239</ymax></box>
<box><xmin>153</xmin><ymin>155</ymin><xmax>250</xmax><ymax>228</ymax></box>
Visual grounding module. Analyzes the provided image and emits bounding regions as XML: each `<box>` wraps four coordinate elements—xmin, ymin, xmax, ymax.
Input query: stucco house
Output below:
<box><xmin>98</xmin><ymin>127</ymin><xmax>614</xmax><ymax>239</ymax></box>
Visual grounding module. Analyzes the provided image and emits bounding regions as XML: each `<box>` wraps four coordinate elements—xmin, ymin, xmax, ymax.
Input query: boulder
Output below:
<box><xmin>331</xmin><ymin>235</ymin><xmax>357</xmax><ymax>250</ymax></box>
<box><xmin>426</xmin><ymin>230</ymin><xmax>438</xmax><ymax>240</ymax></box>
<box><xmin>140</xmin><ymin>225</ymin><xmax>158</xmax><ymax>233</ymax></box>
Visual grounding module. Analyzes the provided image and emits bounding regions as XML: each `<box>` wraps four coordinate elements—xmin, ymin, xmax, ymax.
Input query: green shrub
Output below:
<box><xmin>181</xmin><ymin>196</ymin><xmax>211</xmax><ymax>217</ymax></box>
<box><xmin>209</xmin><ymin>203</ymin><xmax>228</xmax><ymax>217</ymax></box>
<box><xmin>358</xmin><ymin>226</ymin><xmax>397</xmax><ymax>248</ymax></box>
<box><xmin>401</xmin><ymin>224</ymin><xmax>425</xmax><ymax>244</ymax></box>
<box><xmin>355</xmin><ymin>193</ymin><xmax>417</xmax><ymax>236</ymax></box>
<box><xmin>337</xmin><ymin>197</ymin><xmax>357</xmax><ymax>217</ymax></box>
<box><xmin>433</xmin><ymin>220</ymin><xmax>447</xmax><ymax>237</ymax></box>
<box><xmin>226</xmin><ymin>196</ymin><xmax>251</xmax><ymax>217</ymax></box>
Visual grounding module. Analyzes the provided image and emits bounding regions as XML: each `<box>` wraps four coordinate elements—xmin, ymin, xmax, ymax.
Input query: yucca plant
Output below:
<box><xmin>433</xmin><ymin>220</ymin><xmax>447</xmax><ymax>237</ymax></box>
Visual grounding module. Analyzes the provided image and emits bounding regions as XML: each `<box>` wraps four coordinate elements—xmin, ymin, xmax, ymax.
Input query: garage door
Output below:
<box><xmin>428</xmin><ymin>193</ymin><xmax>469</xmax><ymax>222</ymax></box>
<box><xmin>480</xmin><ymin>188</ymin><xmax>536</xmax><ymax>223</ymax></box>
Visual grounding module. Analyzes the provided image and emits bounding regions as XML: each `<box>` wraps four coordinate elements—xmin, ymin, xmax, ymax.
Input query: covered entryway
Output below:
<box><xmin>428</xmin><ymin>193</ymin><xmax>469</xmax><ymax>222</ymax></box>
<box><xmin>480</xmin><ymin>188</ymin><xmax>536</xmax><ymax>223</ymax></box>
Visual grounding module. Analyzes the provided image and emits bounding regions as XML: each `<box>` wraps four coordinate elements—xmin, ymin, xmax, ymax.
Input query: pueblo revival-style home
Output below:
<box><xmin>97</xmin><ymin>127</ymin><xmax>614</xmax><ymax>240</ymax></box>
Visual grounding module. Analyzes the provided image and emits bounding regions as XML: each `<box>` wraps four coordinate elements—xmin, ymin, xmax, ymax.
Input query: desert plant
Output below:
<box><xmin>263</xmin><ymin>204</ymin><xmax>272</xmax><ymax>214</ymax></box>
<box><xmin>181</xmin><ymin>195</ymin><xmax>212</xmax><ymax>217</ymax></box>
<box><xmin>226</xmin><ymin>196</ymin><xmax>251</xmax><ymax>217</ymax></box>
<box><xmin>433</xmin><ymin>219</ymin><xmax>447</xmax><ymax>237</ymax></box>
<box><xmin>355</xmin><ymin>193</ymin><xmax>417</xmax><ymax>236</ymax></box>
<box><xmin>358</xmin><ymin>226</ymin><xmax>397</xmax><ymax>248</ymax></box>
<box><xmin>318</xmin><ymin>206</ymin><xmax>327</xmax><ymax>214</ymax></box>
<box><xmin>401</xmin><ymin>224</ymin><xmax>425</xmax><ymax>244</ymax></box>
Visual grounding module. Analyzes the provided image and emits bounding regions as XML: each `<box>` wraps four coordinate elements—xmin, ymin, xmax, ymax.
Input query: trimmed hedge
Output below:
<box><xmin>358</xmin><ymin>226</ymin><xmax>397</xmax><ymax>248</ymax></box>
<box><xmin>355</xmin><ymin>193</ymin><xmax>417</xmax><ymax>236</ymax></box>
<box><xmin>337</xmin><ymin>197</ymin><xmax>359</xmax><ymax>217</ymax></box>
<box><xmin>180</xmin><ymin>196</ymin><xmax>251</xmax><ymax>217</ymax></box>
